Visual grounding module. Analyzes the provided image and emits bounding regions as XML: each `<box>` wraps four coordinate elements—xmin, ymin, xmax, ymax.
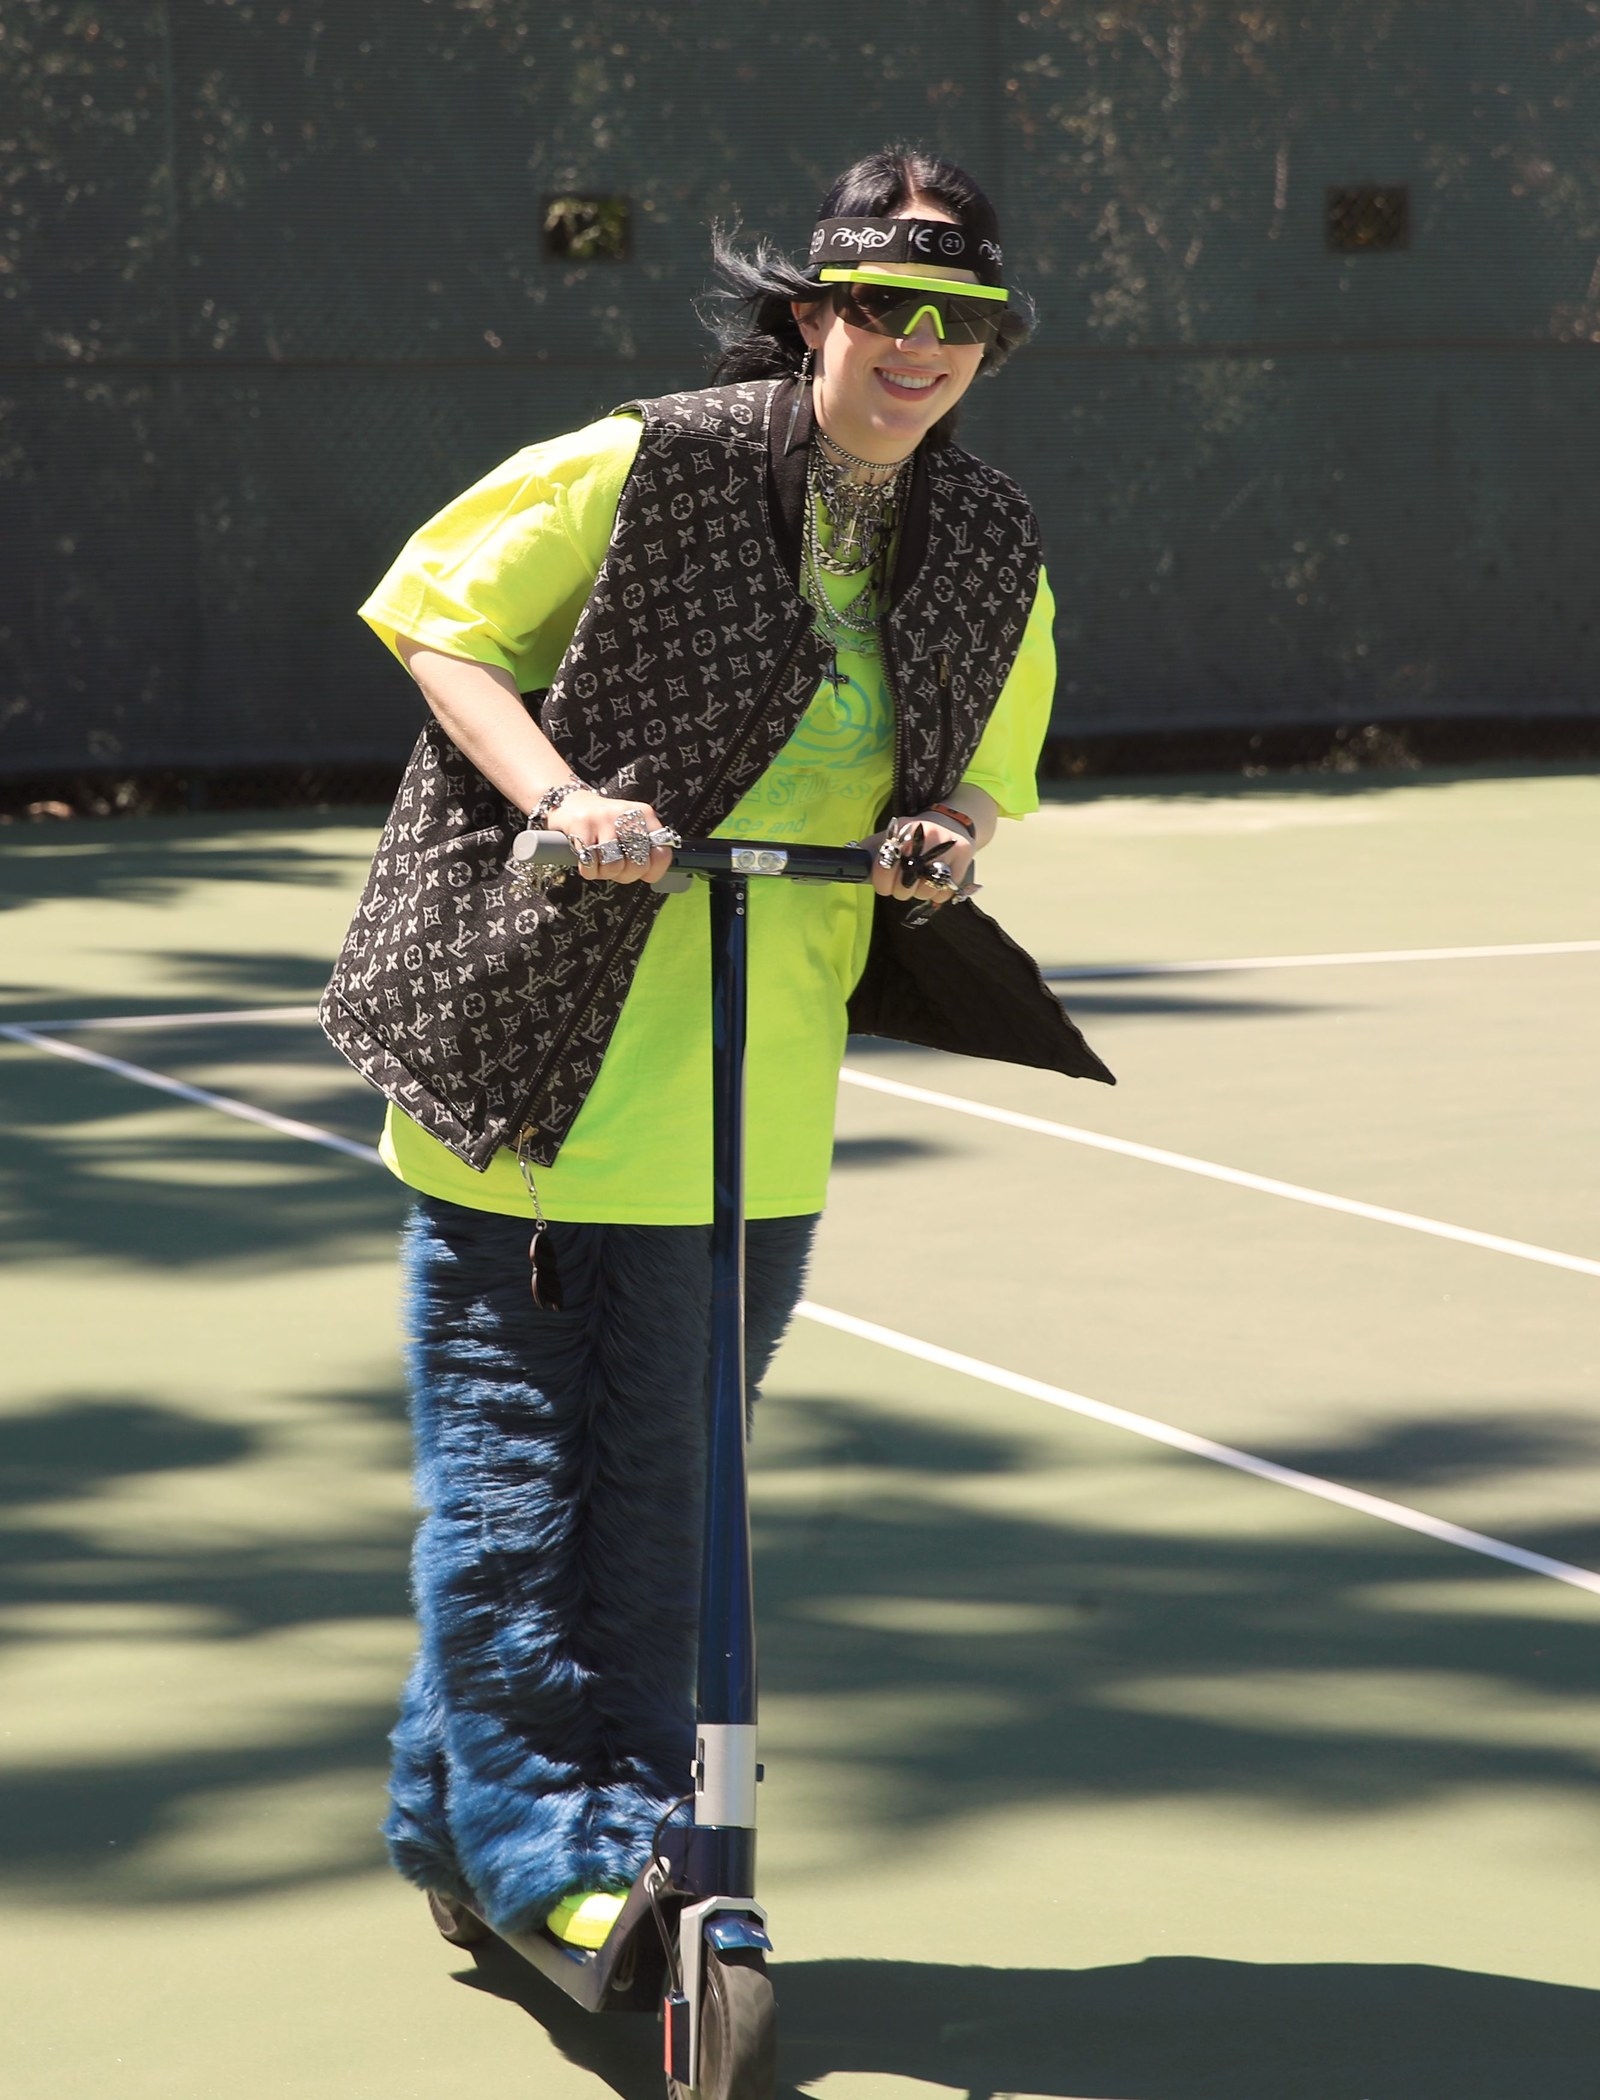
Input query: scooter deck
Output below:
<box><xmin>455</xmin><ymin>1864</ymin><xmax>669</xmax><ymax>2012</ymax></box>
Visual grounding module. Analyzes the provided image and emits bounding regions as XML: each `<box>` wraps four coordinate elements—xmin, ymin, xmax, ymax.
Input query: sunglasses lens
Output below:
<box><xmin>836</xmin><ymin>286</ymin><xmax>913</xmax><ymax>331</ymax></box>
<box><xmin>832</xmin><ymin>284</ymin><xmax>1001</xmax><ymax>349</ymax></box>
<box><xmin>942</xmin><ymin>300</ymin><xmax>1001</xmax><ymax>347</ymax></box>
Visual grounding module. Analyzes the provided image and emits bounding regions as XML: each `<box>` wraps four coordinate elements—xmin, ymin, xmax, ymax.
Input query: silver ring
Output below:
<box><xmin>926</xmin><ymin>861</ymin><xmax>959</xmax><ymax>891</ymax></box>
<box><xmin>597</xmin><ymin>839</ymin><xmax>624</xmax><ymax>866</ymax></box>
<box><xmin>614</xmin><ymin>811</ymin><xmax>653</xmax><ymax>866</ymax></box>
<box><xmin>572</xmin><ymin>839</ymin><xmax>595</xmax><ymax>869</ymax></box>
<box><xmin>648</xmin><ymin>826</ymin><xmax>681</xmax><ymax>849</ymax></box>
<box><xmin>877</xmin><ymin>838</ymin><xmax>902</xmax><ymax>871</ymax></box>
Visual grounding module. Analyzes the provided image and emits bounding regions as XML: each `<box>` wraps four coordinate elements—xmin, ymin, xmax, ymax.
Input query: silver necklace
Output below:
<box><xmin>800</xmin><ymin>434</ymin><xmax>910</xmax><ymax>657</ymax></box>
<box><xmin>807</xmin><ymin>431</ymin><xmax>909</xmax><ymax>577</ymax></box>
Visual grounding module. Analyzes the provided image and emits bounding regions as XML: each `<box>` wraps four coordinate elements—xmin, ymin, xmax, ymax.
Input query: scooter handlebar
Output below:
<box><xmin>508</xmin><ymin>829</ymin><xmax>875</xmax><ymax>884</ymax></box>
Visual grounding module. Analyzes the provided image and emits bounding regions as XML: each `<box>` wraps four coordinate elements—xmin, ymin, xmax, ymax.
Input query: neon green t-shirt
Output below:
<box><xmin>359</xmin><ymin>414</ymin><xmax>1055</xmax><ymax>1223</ymax></box>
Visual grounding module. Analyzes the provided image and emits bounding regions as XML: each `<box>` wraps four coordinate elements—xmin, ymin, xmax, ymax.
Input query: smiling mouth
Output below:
<box><xmin>876</xmin><ymin>369</ymin><xmax>946</xmax><ymax>397</ymax></box>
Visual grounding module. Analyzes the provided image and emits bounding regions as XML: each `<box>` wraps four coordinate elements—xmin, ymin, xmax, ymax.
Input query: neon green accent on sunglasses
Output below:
<box><xmin>818</xmin><ymin>268</ymin><xmax>1010</xmax><ymax>302</ymax></box>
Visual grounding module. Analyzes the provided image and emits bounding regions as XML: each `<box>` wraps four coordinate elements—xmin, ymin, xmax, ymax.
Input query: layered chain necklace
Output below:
<box><xmin>800</xmin><ymin>428</ymin><xmax>911</xmax><ymax>660</ymax></box>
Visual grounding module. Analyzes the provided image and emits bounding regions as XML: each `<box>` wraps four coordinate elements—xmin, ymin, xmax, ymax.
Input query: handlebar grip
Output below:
<box><xmin>508</xmin><ymin>829</ymin><xmax>578</xmax><ymax>868</ymax></box>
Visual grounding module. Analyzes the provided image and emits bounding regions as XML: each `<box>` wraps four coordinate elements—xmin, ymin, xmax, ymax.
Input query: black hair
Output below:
<box><xmin>703</xmin><ymin>145</ymin><xmax>1033</xmax><ymax>446</ymax></box>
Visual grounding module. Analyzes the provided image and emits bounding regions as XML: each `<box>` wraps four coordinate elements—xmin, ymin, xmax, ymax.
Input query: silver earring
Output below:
<box><xmin>786</xmin><ymin>346</ymin><xmax>814</xmax><ymax>450</ymax></box>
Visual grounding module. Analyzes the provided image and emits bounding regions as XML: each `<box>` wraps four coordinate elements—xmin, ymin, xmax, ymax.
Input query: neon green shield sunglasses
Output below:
<box><xmin>818</xmin><ymin>267</ymin><xmax>1010</xmax><ymax>348</ymax></box>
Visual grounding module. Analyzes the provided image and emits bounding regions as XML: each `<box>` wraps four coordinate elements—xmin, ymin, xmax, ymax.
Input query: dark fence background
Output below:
<box><xmin>5</xmin><ymin>1</ymin><xmax>1600</xmax><ymax>787</ymax></box>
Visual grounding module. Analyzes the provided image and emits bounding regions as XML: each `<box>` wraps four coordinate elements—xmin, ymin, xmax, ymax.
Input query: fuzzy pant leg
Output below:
<box><xmin>384</xmin><ymin>1197</ymin><xmax>815</xmax><ymax>1934</ymax></box>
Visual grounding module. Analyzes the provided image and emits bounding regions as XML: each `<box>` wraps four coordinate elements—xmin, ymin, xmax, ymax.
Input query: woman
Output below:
<box><xmin>321</xmin><ymin>146</ymin><xmax>1110</xmax><ymax>1951</ymax></box>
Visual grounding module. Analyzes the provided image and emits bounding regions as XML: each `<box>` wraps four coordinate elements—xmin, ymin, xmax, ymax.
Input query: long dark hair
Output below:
<box><xmin>704</xmin><ymin>146</ymin><xmax>1033</xmax><ymax>445</ymax></box>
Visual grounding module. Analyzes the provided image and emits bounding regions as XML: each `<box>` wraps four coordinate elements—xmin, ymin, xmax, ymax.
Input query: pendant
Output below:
<box><xmin>529</xmin><ymin>1224</ymin><xmax>564</xmax><ymax>1312</ymax></box>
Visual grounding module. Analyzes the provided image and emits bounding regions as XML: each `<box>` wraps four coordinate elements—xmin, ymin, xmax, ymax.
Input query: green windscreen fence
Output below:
<box><xmin>4</xmin><ymin>1</ymin><xmax>1600</xmax><ymax>779</ymax></box>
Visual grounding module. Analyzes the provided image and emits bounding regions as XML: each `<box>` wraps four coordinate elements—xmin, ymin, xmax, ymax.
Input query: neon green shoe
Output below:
<box><xmin>545</xmin><ymin>1889</ymin><xmax>627</xmax><ymax>1950</ymax></box>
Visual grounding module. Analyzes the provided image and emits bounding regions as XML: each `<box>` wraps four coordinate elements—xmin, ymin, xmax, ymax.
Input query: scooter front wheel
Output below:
<box><xmin>667</xmin><ymin>1947</ymin><xmax>776</xmax><ymax>2100</ymax></box>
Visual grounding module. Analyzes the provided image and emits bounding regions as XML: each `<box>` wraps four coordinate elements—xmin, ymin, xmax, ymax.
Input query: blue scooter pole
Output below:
<box><xmin>690</xmin><ymin>871</ymin><xmax>760</xmax><ymax>1892</ymax></box>
<box><xmin>667</xmin><ymin>868</ymin><xmax>773</xmax><ymax>2090</ymax></box>
<box><xmin>500</xmin><ymin>831</ymin><xmax>874</xmax><ymax>2085</ymax></box>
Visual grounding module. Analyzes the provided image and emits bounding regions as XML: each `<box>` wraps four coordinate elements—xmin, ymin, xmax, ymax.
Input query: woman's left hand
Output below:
<box><xmin>863</xmin><ymin>815</ymin><xmax>976</xmax><ymax>911</ymax></box>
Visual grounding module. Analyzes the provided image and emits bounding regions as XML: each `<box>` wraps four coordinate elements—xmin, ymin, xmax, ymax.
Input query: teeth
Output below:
<box><xmin>882</xmin><ymin>373</ymin><xmax>939</xmax><ymax>390</ymax></box>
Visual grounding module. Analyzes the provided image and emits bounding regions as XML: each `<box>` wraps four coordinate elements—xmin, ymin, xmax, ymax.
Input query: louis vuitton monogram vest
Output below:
<box><xmin>319</xmin><ymin>379</ymin><xmax>1111</xmax><ymax>1173</ymax></box>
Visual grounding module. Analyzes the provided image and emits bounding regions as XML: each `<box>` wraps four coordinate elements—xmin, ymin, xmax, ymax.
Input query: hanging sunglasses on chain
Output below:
<box><xmin>818</xmin><ymin>268</ymin><xmax>1011</xmax><ymax>350</ymax></box>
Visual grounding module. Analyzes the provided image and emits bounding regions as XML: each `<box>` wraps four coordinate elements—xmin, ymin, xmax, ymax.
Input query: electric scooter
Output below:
<box><xmin>426</xmin><ymin>831</ymin><xmax>876</xmax><ymax>2100</ymax></box>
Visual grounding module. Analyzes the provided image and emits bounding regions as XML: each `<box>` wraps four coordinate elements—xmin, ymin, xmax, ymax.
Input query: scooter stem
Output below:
<box><xmin>691</xmin><ymin>872</ymin><xmax>759</xmax><ymax>1895</ymax></box>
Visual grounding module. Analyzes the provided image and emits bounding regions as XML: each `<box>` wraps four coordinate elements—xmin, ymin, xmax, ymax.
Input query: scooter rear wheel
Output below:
<box><xmin>667</xmin><ymin>1947</ymin><xmax>776</xmax><ymax>2100</ymax></box>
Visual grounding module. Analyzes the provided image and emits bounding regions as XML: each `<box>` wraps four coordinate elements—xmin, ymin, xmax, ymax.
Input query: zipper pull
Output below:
<box><xmin>517</xmin><ymin>1125</ymin><xmax>563</xmax><ymax>1312</ymax></box>
<box><xmin>937</xmin><ymin>652</ymin><xmax>950</xmax><ymax>689</ymax></box>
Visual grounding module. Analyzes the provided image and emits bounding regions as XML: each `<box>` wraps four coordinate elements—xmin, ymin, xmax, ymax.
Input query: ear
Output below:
<box><xmin>790</xmin><ymin>297</ymin><xmax>826</xmax><ymax>347</ymax></box>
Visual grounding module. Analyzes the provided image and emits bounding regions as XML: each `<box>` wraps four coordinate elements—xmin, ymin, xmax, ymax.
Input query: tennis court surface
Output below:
<box><xmin>3</xmin><ymin>765</ymin><xmax>1597</xmax><ymax>2099</ymax></box>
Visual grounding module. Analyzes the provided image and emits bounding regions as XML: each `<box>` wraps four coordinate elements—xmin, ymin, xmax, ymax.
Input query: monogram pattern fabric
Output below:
<box><xmin>320</xmin><ymin>379</ymin><xmax>1051</xmax><ymax>1172</ymax></box>
<box><xmin>884</xmin><ymin>442</ymin><xmax>1042</xmax><ymax>811</ymax></box>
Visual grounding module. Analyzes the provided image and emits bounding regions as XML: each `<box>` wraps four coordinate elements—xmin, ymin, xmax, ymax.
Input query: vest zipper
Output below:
<box><xmin>508</xmin><ymin>606</ymin><xmax>818</xmax><ymax>1157</ymax></box>
<box><xmin>929</xmin><ymin>649</ymin><xmax>951</xmax><ymax>798</ymax></box>
<box><xmin>882</xmin><ymin>625</ymin><xmax>954</xmax><ymax>820</ymax></box>
<box><xmin>880</xmin><ymin>615</ymin><xmax>910</xmax><ymax>819</ymax></box>
<box><xmin>682</xmin><ymin>606</ymin><xmax>817</xmax><ymax>833</ymax></box>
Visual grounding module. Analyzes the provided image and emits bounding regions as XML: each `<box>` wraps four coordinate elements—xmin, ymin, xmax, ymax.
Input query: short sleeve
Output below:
<box><xmin>958</xmin><ymin>568</ymin><xmax>1056</xmax><ymax>819</ymax></box>
<box><xmin>358</xmin><ymin>413</ymin><xmax>643</xmax><ymax>691</ymax></box>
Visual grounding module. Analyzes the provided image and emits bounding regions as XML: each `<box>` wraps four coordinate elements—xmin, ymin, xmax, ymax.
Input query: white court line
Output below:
<box><xmin>9</xmin><ymin>1006</ymin><xmax>1597</xmax><ymax>1277</ymax></box>
<box><xmin>10</xmin><ymin>1004</ymin><xmax>1596</xmax><ymax>1278</ymax></box>
<box><xmin>3</xmin><ymin>1020</ymin><xmax>1597</xmax><ymax>1597</ymax></box>
<box><xmin>797</xmin><ymin>1302</ymin><xmax>1600</xmax><ymax>1599</ymax></box>
<box><xmin>0</xmin><ymin>1025</ymin><xmax>381</xmax><ymax>1165</ymax></box>
<box><xmin>9</xmin><ymin>935</ymin><xmax>1599</xmax><ymax>1029</ymax></box>
<box><xmin>1044</xmin><ymin>938</ymin><xmax>1600</xmax><ymax>981</ymax></box>
<box><xmin>839</xmin><ymin>1067</ymin><xmax>1600</xmax><ymax>1282</ymax></box>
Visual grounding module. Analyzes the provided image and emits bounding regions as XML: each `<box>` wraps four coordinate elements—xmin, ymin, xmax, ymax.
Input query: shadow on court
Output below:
<box><xmin>2</xmin><ymin>1374</ymin><xmax>1598</xmax><ymax>1911</ymax></box>
<box><xmin>0</xmin><ymin>816</ymin><xmax>378</xmax><ymax>919</ymax></box>
<box><xmin>0</xmin><ymin>1038</ymin><xmax>398</xmax><ymax>1268</ymax></box>
<box><xmin>0</xmin><ymin>950</ymin><xmax>338</xmax><ymax>1025</ymax></box>
<box><xmin>456</xmin><ymin>1943</ymin><xmax>1600</xmax><ymax>2098</ymax></box>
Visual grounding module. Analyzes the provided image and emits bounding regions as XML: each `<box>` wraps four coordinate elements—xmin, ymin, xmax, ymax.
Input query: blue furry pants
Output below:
<box><xmin>385</xmin><ymin>1195</ymin><xmax>816</xmax><ymax>1935</ymax></box>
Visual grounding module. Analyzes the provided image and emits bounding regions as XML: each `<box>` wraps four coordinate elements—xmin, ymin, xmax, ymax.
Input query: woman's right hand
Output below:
<box><xmin>553</xmin><ymin>790</ymin><xmax>677</xmax><ymax>885</ymax></box>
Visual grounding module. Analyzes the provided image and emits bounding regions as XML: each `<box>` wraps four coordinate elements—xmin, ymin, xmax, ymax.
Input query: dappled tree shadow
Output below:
<box><xmin>471</xmin><ymin>1949</ymin><xmax>1600</xmax><ymax>2100</ymax></box>
<box><xmin>2</xmin><ymin>1367</ymin><xmax>1597</xmax><ymax>1912</ymax></box>
<box><xmin>0</xmin><ymin>815</ymin><xmax>375</xmax><ymax>918</ymax></box>
<box><xmin>0</xmin><ymin>1371</ymin><xmax>411</xmax><ymax>1904</ymax></box>
<box><xmin>0</xmin><ymin>1396</ymin><xmax>255</xmax><ymax>1507</ymax></box>
<box><xmin>106</xmin><ymin>946</ymin><xmax>342</xmax><ymax>1007</ymax></box>
<box><xmin>0</xmin><ymin>1024</ymin><xmax>396</xmax><ymax>1267</ymax></box>
<box><xmin>753</xmin><ymin>1392</ymin><xmax>1600</xmax><ymax>1834</ymax></box>
<box><xmin>1271</xmin><ymin>1412</ymin><xmax>1600</xmax><ymax>1491</ymax></box>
